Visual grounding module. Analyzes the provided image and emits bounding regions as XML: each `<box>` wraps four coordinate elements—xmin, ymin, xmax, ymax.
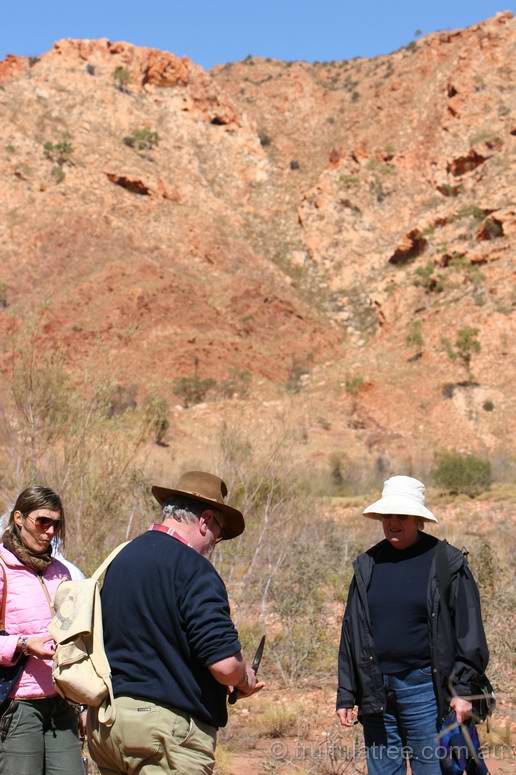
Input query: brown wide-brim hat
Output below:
<box><xmin>151</xmin><ymin>471</ymin><xmax>244</xmax><ymax>540</ymax></box>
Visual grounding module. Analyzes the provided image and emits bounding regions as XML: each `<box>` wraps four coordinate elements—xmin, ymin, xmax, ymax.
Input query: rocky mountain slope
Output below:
<box><xmin>1</xmin><ymin>12</ymin><xmax>515</xmax><ymax>472</ymax></box>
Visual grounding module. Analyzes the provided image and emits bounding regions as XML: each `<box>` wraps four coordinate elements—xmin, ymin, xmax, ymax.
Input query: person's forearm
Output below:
<box><xmin>208</xmin><ymin>652</ymin><xmax>246</xmax><ymax>687</ymax></box>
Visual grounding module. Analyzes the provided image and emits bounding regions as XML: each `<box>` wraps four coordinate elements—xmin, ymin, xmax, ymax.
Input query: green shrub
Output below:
<box><xmin>219</xmin><ymin>369</ymin><xmax>251</xmax><ymax>399</ymax></box>
<box><xmin>123</xmin><ymin>128</ymin><xmax>159</xmax><ymax>151</ymax></box>
<box><xmin>406</xmin><ymin>319</ymin><xmax>423</xmax><ymax>348</ymax></box>
<box><xmin>454</xmin><ymin>327</ymin><xmax>481</xmax><ymax>369</ymax></box>
<box><xmin>345</xmin><ymin>376</ymin><xmax>364</xmax><ymax>395</ymax></box>
<box><xmin>113</xmin><ymin>66</ymin><xmax>130</xmax><ymax>92</ymax></box>
<box><xmin>413</xmin><ymin>262</ymin><xmax>444</xmax><ymax>293</ymax></box>
<box><xmin>432</xmin><ymin>451</ymin><xmax>492</xmax><ymax>496</ymax></box>
<box><xmin>43</xmin><ymin>140</ymin><xmax>73</xmax><ymax>166</ymax></box>
<box><xmin>454</xmin><ymin>205</ymin><xmax>486</xmax><ymax>222</ymax></box>
<box><xmin>339</xmin><ymin>174</ymin><xmax>359</xmax><ymax>189</ymax></box>
<box><xmin>51</xmin><ymin>165</ymin><xmax>65</xmax><ymax>184</ymax></box>
<box><xmin>173</xmin><ymin>375</ymin><xmax>216</xmax><ymax>408</ymax></box>
<box><xmin>438</xmin><ymin>183</ymin><xmax>464</xmax><ymax>197</ymax></box>
<box><xmin>366</xmin><ymin>159</ymin><xmax>395</xmax><ymax>176</ymax></box>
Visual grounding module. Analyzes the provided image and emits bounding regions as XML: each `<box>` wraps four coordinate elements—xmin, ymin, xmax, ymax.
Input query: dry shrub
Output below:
<box><xmin>291</xmin><ymin>724</ymin><xmax>366</xmax><ymax>775</ymax></box>
<box><xmin>210</xmin><ymin>423</ymin><xmax>354</xmax><ymax>686</ymax></box>
<box><xmin>438</xmin><ymin>517</ymin><xmax>515</xmax><ymax>698</ymax></box>
<box><xmin>257</xmin><ymin>702</ymin><xmax>300</xmax><ymax>738</ymax></box>
<box><xmin>0</xmin><ymin>346</ymin><xmax>165</xmax><ymax>572</ymax></box>
<box><xmin>213</xmin><ymin>744</ymin><xmax>234</xmax><ymax>774</ymax></box>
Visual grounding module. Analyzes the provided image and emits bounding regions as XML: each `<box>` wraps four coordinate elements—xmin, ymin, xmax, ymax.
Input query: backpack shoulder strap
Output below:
<box><xmin>91</xmin><ymin>542</ymin><xmax>130</xmax><ymax>584</ymax></box>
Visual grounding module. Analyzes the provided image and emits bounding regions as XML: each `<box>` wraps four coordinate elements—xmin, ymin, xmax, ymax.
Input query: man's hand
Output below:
<box><xmin>230</xmin><ymin>664</ymin><xmax>265</xmax><ymax>700</ymax></box>
<box><xmin>450</xmin><ymin>696</ymin><xmax>473</xmax><ymax>724</ymax></box>
<box><xmin>337</xmin><ymin>707</ymin><xmax>356</xmax><ymax>727</ymax></box>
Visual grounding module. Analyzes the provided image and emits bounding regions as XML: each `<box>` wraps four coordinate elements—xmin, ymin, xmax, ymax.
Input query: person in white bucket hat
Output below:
<box><xmin>336</xmin><ymin>476</ymin><xmax>490</xmax><ymax>775</ymax></box>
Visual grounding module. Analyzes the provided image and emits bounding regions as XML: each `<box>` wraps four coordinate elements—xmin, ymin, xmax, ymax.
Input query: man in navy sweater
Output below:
<box><xmin>88</xmin><ymin>471</ymin><xmax>263</xmax><ymax>775</ymax></box>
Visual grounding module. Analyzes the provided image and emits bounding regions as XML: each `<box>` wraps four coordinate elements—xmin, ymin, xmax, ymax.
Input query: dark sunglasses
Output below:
<box><xmin>25</xmin><ymin>514</ymin><xmax>61</xmax><ymax>530</ymax></box>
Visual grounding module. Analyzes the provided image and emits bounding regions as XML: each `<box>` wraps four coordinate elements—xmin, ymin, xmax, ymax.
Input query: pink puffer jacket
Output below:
<box><xmin>0</xmin><ymin>544</ymin><xmax>70</xmax><ymax>699</ymax></box>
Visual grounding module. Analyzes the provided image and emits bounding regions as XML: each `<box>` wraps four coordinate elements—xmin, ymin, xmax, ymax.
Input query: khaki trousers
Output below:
<box><xmin>87</xmin><ymin>696</ymin><xmax>217</xmax><ymax>775</ymax></box>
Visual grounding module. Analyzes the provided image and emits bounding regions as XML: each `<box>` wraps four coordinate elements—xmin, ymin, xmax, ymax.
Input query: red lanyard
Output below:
<box><xmin>148</xmin><ymin>523</ymin><xmax>191</xmax><ymax>547</ymax></box>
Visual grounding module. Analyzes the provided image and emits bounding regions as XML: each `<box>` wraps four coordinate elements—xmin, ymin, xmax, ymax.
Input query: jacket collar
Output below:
<box><xmin>353</xmin><ymin>537</ymin><xmax>465</xmax><ymax>583</ymax></box>
<box><xmin>0</xmin><ymin>543</ymin><xmax>27</xmax><ymax>568</ymax></box>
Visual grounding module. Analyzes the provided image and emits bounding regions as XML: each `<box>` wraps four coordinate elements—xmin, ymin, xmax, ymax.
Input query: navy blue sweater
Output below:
<box><xmin>101</xmin><ymin>530</ymin><xmax>241</xmax><ymax>728</ymax></box>
<box><xmin>367</xmin><ymin>532</ymin><xmax>437</xmax><ymax>674</ymax></box>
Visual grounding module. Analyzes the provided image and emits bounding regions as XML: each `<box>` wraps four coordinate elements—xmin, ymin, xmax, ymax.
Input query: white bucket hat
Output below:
<box><xmin>363</xmin><ymin>475</ymin><xmax>438</xmax><ymax>523</ymax></box>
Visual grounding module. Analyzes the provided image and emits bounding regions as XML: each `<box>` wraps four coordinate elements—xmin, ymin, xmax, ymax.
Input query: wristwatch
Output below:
<box><xmin>18</xmin><ymin>636</ymin><xmax>30</xmax><ymax>656</ymax></box>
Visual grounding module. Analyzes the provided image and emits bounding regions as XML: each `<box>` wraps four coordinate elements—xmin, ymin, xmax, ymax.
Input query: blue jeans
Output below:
<box><xmin>362</xmin><ymin>666</ymin><xmax>441</xmax><ymax>775</ymax></box>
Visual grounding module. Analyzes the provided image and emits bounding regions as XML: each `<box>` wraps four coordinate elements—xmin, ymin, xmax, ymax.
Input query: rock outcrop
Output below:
<box><xmin>0</xmin><ymin>13</ymin><xmax>515</xmax><ymax>465</ymax></box>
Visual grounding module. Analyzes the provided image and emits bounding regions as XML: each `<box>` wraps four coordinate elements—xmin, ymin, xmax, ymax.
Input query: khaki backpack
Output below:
<box><xmin>48</xmin><ymin>542</ymin><xmax>129</xmax><ymax>725</ymax></box>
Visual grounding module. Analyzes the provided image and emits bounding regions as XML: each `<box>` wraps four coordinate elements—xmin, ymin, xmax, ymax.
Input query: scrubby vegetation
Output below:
<box><xmin>123</xmin><ymin>128</ymin><xmax>160</xmax><ymax>151</ymax></box>
<box><xmin>113</xmin><ymin>66</ymin><xmax>130</xmax><ymax>92</ymax></box>
<box><xmin>441</xmin><ymin>326</ymin><xmax>481</xmax><ymax>373</ymax></box>
<box><xmin>432</xmin><ymin>450</ymin><xmax>492</xmax><ymax>496</ymax></box>
<box><xmin>0</xmin><ymin>344</ymin><xmax>168</xmax><ymax>571</ymax></box>
<box><xmin>43</xmin><ymin>140</ymin><xmax>73</xmax><ymax>166</ymax></box>
<box><xmin>0</xmin><ymin>345</ymin><xmax>513</xmax><ymax>775</ymax></box>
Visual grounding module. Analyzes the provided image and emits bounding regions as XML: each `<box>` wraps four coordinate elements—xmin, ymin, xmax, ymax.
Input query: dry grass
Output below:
<box><xmin>256</xmin><ymin>703</ymin><xmax>301</xmax><ymax>738</ymax></box>
<box><xmin>213</xmin><ymin>744</ymin><xmax>234</xmax><ymax>774</ymax></box>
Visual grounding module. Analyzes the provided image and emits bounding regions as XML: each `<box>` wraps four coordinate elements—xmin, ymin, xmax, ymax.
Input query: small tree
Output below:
<box><xmin>173</xmin><ymin>358</ymin><xmax>215</xmax><ymax>408</ymax></box>
<box><xmin>442</xmin><ymin>326</ymin><xmax>481</xmax><ymax>374</ymax></box>
<box><xmin>455</xmin><ymin>327</ymin><xmax>481</xmax><ymax>368</ymax></box>
<box><xmin>113</xmin><ymin>66</ymin><xmax>130</xmax><ymax>92</ymax></box>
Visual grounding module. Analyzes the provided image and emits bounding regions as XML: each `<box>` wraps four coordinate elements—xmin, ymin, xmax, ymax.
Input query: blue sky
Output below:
<box><xmin>1</xmin><ymin>1</ymin><xmax>514</xmax><ymax>68</ymax></box>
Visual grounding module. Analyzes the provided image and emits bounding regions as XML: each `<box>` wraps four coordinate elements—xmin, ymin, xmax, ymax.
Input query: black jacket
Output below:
<box><xmin>336</xmin><ymin>537</ymin><xmax>489</xmax><ymax>718</ymax></box>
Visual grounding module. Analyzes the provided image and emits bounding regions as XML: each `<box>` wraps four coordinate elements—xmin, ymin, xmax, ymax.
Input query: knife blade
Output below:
<box><xmin>228</xmin><ymin>635</ymin><xmax>265</xmax><ymax>705</ymax></box>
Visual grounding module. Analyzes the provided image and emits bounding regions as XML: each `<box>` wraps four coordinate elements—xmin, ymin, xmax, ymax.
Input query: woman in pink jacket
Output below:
<box><xmin>0</xmin><ymin>485</ymin><xmax>83</xmax><ymax>775</ymax></box>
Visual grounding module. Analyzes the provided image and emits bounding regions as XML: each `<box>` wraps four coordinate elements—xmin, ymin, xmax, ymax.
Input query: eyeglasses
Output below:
<box><xmin>25</xmin><ymin>514</ymin><xmax>61</xmax><ymax>531</ymax></box>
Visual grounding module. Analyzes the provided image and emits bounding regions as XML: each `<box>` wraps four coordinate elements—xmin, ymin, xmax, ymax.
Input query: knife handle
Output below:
<box><xmin>228</xmin><ymin>687</ymin><xmax>239</xmax><ymax>705</ymax></box>
<box><xmin>228</xmin><ymin>664</ymin><xmax>257</xmax><ymax>706</ymax></box>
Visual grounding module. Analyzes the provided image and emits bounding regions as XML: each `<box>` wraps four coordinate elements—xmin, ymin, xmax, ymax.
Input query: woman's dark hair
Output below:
<box><xmin>9</xmin><ymin>485</ymin><xmax>65</xmax><ymax>545</ymax></box>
